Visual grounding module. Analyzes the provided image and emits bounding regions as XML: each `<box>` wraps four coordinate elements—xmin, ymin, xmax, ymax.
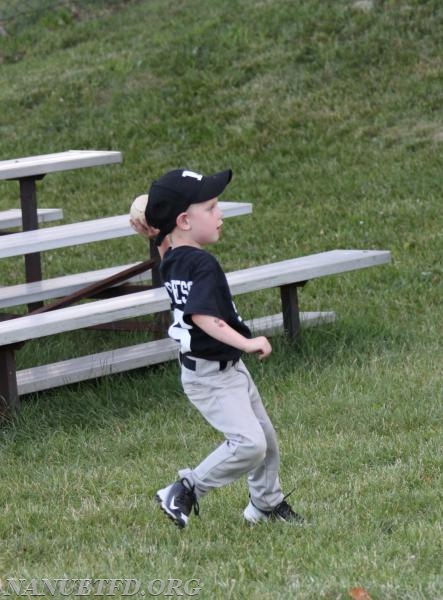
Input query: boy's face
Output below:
<box><xmin>185</xmin><ymin>197</ymin><xmax>223</xmax><ymax>246</ymax></box>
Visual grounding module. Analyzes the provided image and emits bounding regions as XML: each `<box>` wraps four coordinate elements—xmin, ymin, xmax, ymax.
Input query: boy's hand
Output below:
<box><xmin>244</xmin><ymin>336</ymin><xmax>272</xmax><ymax>360</ymax></box>
<box><xmin>130</xmin><ymin>217</ymin><xmax>160</xmax><ymax>241</ymax></box>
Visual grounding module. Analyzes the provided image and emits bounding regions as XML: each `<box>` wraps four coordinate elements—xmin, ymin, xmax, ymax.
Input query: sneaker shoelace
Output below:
<box><xmin>273</xmin><ymin>499</ymin><xmax>296</xmax><ymax>519</ymax></box>
<box><xmin>180</xmin><ymin>478</ymin><xmax>200</xmax><ymax>517</ymax></box>
<box><xmin>272</xmin><ymin>487</ymin><xmax>304</xmax><ymax>522</ymax></box>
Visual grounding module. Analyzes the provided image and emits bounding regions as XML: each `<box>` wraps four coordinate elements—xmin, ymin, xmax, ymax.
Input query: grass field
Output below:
<box><xmin>0</xmin><ymin>1</ymin><xmax>442</xmax><ymax>598</ymax></box>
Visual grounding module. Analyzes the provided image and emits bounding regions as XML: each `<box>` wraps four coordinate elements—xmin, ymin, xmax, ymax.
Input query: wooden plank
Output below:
<box><xmin>0</xmin><ymin>286</ymin><xmax>169</xmax><ymax>345</ymax></box>
<box><xmin>0</xmin><ymin>201</ymin><xmax>252</xmax><ymax>258</ymax></box>
<box><xmin>0</xmin><ymin>263</ymin><xmax>151</xmax><ymax>309</ymax></box>
<box><xmin>0</xmin><ymin>208</ymin><xmax>64</xmax><ymax>229</ymax></box>
<box><xmin>0</xmin><ymin>150</ymin><xmax>122</xmax><ymax>180</ymax></box>
<box><xmin>0</xmin><ymin>214</ymin><xmax>137</xmax><ymax>258</ymax></box>
<box><xmin>16</xmin><ymin>312</ymin><xmax>336</xmax><ymax>395</ymax></box>
<box><xmin>226</xmin><ymin>249</ymin><xmax>391</xmax><ymax>294</ymax></box>
<box><xmin>0</xmin><ymin>249</ymin><xmax>391</xmax><ymax>346</ymax></box>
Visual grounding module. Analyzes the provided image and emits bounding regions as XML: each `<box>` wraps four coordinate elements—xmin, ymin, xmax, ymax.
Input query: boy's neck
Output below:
<box><xmin>170</xmin><ymin>231</ymin><xmax>202</xmax><ymax>250</ymax></box>
<box><xmin>171</xmin><ymin>241</ymin><xmax>202</xmax><ymax>250</ymax></box>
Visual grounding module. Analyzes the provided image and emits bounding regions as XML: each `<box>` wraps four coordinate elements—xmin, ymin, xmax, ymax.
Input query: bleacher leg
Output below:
<box><xmin>19</xmin><ymin>176</ymin><xmax>44</xmax><ymax>312</ymax></box>
<box><xmin>0</xmin><ymin>346</ymin><xmax>20</xmax><ymax>421</ymax></box>
<box><xmin>280</xmin><ymin>282</ymin><xmax>307</xmax><ymax>343</ymax></box>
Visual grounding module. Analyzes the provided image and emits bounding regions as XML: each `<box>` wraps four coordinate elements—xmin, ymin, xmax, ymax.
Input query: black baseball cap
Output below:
<box><xmin>146</xmin><ymin>168</ymin><xmax>232</xmax><ymax>246</ymax></box>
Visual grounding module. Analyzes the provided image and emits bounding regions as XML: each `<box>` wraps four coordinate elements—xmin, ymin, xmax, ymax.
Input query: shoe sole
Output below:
<box><xmin>244</xmin><ymin>514</ymin><xmax>304</xmax><ymax>525</ymax></box>
<box><xmin>243</xmin><ymin>504</ymin><xmax>304</xmax><ymax>525</ymax></box>
<box><xmin>155</xmin><ymin>489</ymin><xmax>187</xmax><ymax>529</ymax></box>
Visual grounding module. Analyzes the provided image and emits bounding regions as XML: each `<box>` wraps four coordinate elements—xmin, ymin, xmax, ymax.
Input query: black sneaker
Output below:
<box><xmin>155</xmin><ymin>478</ymin><xmax>200</xmax><ymax>528</ymax></box>
<box><xmin>270</xmin><ymin>499</ymin><xmax>304</xmax><ymax>523</ymax></box>
<box><xmin>244</xmin><ymin>489</ymin><xmax>304</xmax><ymax>524</ymax></box>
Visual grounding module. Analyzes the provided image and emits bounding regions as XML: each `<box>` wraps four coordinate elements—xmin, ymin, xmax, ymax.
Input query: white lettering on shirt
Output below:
<box><xmin>168</xmin><ymin>308</ymin><xmax>192</xmax><ymax>353</ymax></box>
<box><xmin>164</xmin><ymin>280</ymin><xmax>193</xmax><ymax>305</ymax></box>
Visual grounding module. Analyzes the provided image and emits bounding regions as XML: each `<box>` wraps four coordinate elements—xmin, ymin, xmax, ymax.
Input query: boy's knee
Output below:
<box><xmin>238</xmin><ymin>433</ymin><xmax>267</xmax><ymax>467</ymax></box>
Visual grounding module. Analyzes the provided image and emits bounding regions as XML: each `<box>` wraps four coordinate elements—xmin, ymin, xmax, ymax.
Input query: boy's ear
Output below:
<box><xmin>176</xmin><ymin>212</ymin><xmax>191</xmax><ymax>231</ymax></box>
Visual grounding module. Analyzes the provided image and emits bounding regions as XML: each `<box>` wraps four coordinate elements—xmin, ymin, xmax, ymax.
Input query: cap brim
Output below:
<box><xmin>196</xmin><ymin>169</ymin><xmax>232</xmax><ymax>203</ymax></box>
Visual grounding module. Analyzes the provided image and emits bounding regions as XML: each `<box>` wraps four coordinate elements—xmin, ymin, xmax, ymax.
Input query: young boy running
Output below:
<box><xmin>132</xmin><ymin>168</ymin><xmax>303</xmax><ymax>528</ymax></box>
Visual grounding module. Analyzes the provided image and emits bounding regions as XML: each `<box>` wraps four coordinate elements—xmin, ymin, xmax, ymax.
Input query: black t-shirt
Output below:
<box><xmin>160</xmin><ymin>246</ymin><xmax>251</xmax><ymax>361</ymax></box>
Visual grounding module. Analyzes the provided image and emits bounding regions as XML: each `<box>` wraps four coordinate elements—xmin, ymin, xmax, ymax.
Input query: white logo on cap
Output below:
<box><xmin>182</xmin><ymin>170</ymin><xmax>203</xmax><ymax>181</ymax></box>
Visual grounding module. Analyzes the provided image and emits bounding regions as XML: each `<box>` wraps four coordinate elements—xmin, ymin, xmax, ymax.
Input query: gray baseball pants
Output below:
<box><xmin>178</xmin><ymin>356</ymin><xmax>284</xmax><ymax>511</ymax></box>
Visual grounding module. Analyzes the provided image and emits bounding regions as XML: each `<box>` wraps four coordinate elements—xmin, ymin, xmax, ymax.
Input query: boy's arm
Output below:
<box><xmin>191</xmin><ymin>314</ymin><xmax>272</xmax><ymax>360</ymax></box>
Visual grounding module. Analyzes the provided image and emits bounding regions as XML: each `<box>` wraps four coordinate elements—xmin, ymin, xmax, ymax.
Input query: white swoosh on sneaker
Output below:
<box><xmin>169</xmin><ymin>496</ymin><xmax>180</xmax><ymax>511</ymax></box>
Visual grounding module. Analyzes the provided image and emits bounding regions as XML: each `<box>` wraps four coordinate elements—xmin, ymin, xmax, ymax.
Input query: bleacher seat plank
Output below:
<box><xmin>0</xmin><ymin>201</ymin><xmax>252</xmax><ymax>259</ymax></box>
<box><xmin>0</xmin><ymin>250</ymin><xmax>390</xmax><ymax>347</ymax></box>
<box><xmin>16</xmin><ymin>312</ymin><xmax>336</xmax><ymax>395</ymax></box>
<box><xmin>226</xmin><ymin>249</ymin><xmax>391</xmax><ymax>294</ymax></box>
<box><xmin>0</xmin><ymin>150</ymin><xmax>122</xmax><ymax>180</ymax></box>
<box><xmin>0</xmin><ymin>208</ymin><xmax>63</xmax><ymax>229</ymax></box>
<box><xmin>0</xmin><ymin>263</ymin><xmax>150</xmax><ymax>309</ymax></box>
